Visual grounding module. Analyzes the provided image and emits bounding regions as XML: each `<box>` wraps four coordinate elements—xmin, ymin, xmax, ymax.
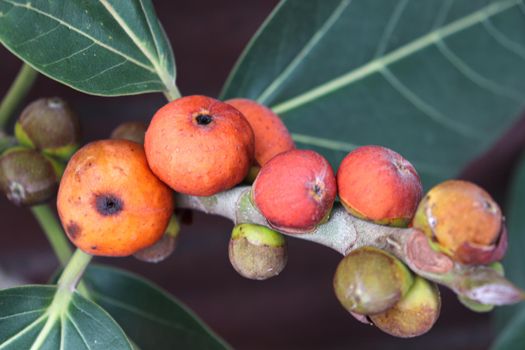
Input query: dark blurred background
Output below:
<box><xmin>1</xmin><ymin>1</ymin><xmax>525</xmax><ymax>349</ymax></box>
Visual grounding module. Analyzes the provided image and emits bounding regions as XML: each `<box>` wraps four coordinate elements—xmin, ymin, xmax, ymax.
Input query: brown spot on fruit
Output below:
<box><xmin>94</xmin><ymin>193</ymin><xmax>123</xmax><ymax>216</ymax></box>
<box><xmin>57</xmin><ymin>139</ymin><xmax>174</xmax><ymax>257</ymax></box>
<box><xmin>66</xmin><ymin>221</ymin><xmax>81</xmax><ymax>240</ymax></box>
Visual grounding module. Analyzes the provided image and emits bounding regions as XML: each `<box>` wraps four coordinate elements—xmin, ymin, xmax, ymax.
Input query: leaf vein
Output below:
<box><xmin>256</xmin><ymin>0</ymin><xmax>351</xmax><ymax>104</ymax></box>
<box><xmin>42</xmin><ymin>43</ymin><xmax>96</xmax><ymax>68</ymax></box>
<box><xmin>381</xmin><ymin>68</ymin><xmax>480</xmax><ymax>138</ymax></box>
<box><xmin>0</xmin><ymin>0</ymin><xmax>156</xmax><ymax>73</ymax></box>
<box><xmin>373</xmin><ymin>0</ymin><xmax>408</xmax><ymax>58</ymax></box>
<box><xmin>271</xmin><ymin>0</ymin><xmax>521</xmax><ymax>115</ymax></box>
<box><xmin>482</xmin><ymin>17</ymin><xmax>525</xmax><ymax>61</ymax></box>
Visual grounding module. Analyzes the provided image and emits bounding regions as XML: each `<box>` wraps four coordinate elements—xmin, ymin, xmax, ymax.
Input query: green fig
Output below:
<box><xmin>333</xmin><ymin>246</ymin><xmax>413</xmax><ymax>315</ymax></box>
<box><xmin>229</xmin><ymin>223</ymin><xmax>287</xmax><ymax>280</ymax></box>
<box><xmin>370</xmin><ymin>276</ymin><xmax>441</xmax><ymax>338</ymax></box>
<box><xmin>15</xmin><ymin>97</ymin><xmax>80</xmax><ymax>160</ymax></box>
<box><xmin>0</xmin><ymin>147</ymin><xmax>59</xmax><ymax>205</ymax></box>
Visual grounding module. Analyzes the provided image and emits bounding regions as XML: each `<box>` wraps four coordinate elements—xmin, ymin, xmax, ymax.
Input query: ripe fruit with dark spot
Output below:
<box><xmin>337</xmin><ymin>145</ymin><xmax>422</xmax><ymax>227</ymax></box>
<box><xmin>0</xmin><ymin>147</ymin><xmax>59</xmax><ymax>206</ymax></box>
<box><xmin>413</xmin><ymin>180</ymin><xmax>505</xmax><ymax>264</ymax></box>
<box><xmin>15</xmin><ymin>97</ymin><xmax>80</xmax><ymax>160</ymax></box>
<box><xmin>226</xmin><ymin>98</ymin><xmax>294</xmax><ymax>166</ymax></box>
<box><xmin>145</xmin><ymin>95</ymin><xmax>255</xmax><ymax>196</ymax></box>
<box><xmin>111</xmin><ymin>121</ymin><xmax>147</xmax><ymax>144</ymax></box>
<box><xmin>57</xmin><ymin>139</ymin><xmax>173</xmax><ymax>256</ymax></box>
<box><xmin>333</xmin><ymin>246</ymin><xmax>413</xmax><ymax>315</ymax></box>
<box><xmin>229</xmin><ymin>223</ymin><xmax>287</xmax><ymax>280</ymax></box>
<box><xmin>252</xmin><ymin>149</ymin><xmax>337</xmax><ymax>233</ymax></box>
<box><xmin>370</xmin><ymin>276</ymin><xmax>441</xmax><ymax>338</ymax></box>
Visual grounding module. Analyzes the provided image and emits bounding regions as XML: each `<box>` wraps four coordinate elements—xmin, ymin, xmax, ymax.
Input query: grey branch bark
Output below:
<box><xmin>176</xmin><ymin>186</ymin><xmax>524</xmax><ymax>306</ymax></box>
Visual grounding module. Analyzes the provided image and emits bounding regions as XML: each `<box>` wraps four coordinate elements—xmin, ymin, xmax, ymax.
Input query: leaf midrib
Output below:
<box><xmin>270</xmin><ymin>0</ymin><xmax>521</xmax><ymax>115</ymax></box>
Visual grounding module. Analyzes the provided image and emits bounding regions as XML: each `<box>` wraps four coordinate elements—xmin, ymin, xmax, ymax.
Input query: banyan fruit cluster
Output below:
<box><xmin>0</xmin><ymin>95</ymin><xmax>508</xmax><ymax>338</ymax></box>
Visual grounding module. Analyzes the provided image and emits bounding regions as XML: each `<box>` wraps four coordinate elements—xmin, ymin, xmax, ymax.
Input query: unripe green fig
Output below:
<box><xmin>333</xmin><ymin>246</ymin><xmax>413</xmax><ymax>315</ymax></box>
<box><xmin>370</xmin><ymin>276</ymin><xmax>441</xmax><ymax>338</ymax></box>
<box><xmin>134</xmin><ymin>215</ymin><xmax>180</xmax><ymax>263</ymax></box>
<box><xmin>0</xmin><ymin>147</ymin><xmax>59</xmax><ymax>206</ymax></box>
<box><xmin>15</xmin><ymin>97</ymin><xmax>80</xmax><ymax>160</ymax></box>
<box><xmin>229</xmin><ymin>223</ymin><xmax>287</xmax><ymax>280</ymax></box>
<box><xmin>111</xmin><ymin>121</ymin><xmax>147</xmax><ymax>144</ymax></box>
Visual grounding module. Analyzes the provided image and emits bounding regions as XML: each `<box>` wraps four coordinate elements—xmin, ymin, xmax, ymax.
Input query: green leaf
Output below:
<box><xmin>221</xmin><ymin>0</ymin><xmax>525</xmax><ymax>186</ymax></box>
<box><xmin>83</xmin><ymin>265</ymin><xmax>231</xmax><ymax>350</ymax></box>
<box><xmin>0</xmin><ymin>285</ymin><xmax>133</xmax><ymax>350</ymax></box>
<box><xmin>0</xmin><ymin>0</ymin><xmax>177</xmax><ymax>96</ymax></box>
<box><xmin>491</xmin><ymin>153</ymin><xmax>525</xmax><ymax>349</ymax></box>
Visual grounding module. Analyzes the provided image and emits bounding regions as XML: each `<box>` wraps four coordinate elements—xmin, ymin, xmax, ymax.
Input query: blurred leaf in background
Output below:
<box><xmin>221</xmin><ymin>0</ymin><xmax>525</xmax><ymax>187</ymax></box>
<box><xmin>492</xmin><ymin>152</ymin><xmax>525</xmax><ymax>349</ymax></box>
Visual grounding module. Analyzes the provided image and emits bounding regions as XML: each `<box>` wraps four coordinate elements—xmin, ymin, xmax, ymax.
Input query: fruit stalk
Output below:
<box><xmin>0</xmin><ymin>63</ymin><xmax>38</xmax><ymax>130</ymax></box>
<box><xmin>175</xmin><ymin>186</ymin><xmax>525</xmax><ymax>306</ymax></box>
<box><xmin>31</xmin><ymin>204</ymin><xmax>73</xmax><ymax>266</ymax></box>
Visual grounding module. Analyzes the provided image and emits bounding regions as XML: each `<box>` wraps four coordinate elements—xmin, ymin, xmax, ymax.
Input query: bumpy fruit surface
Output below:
<box><xmin>57</xmin><ymin>140</ymin><xmax>174</xmax><ymax>256</ymax></box>
<box><xmin>229</xmin><ymin>223</ymin><xmax>287</xmax><ymax>280</ymax></box>
<box><xmin>413</xmin><ymin>180</ymin><xmax>504</xmax><ymax>264</ymax></box>
<box><xmin>333</xmin><ymin>246</ymin><xmax>413</xmax><ymax>315</ymax></box>
<box><xmin>145</xmin><ymin>95</ymin><xmax>254</xmax><ymax>196</ymax></box>
<box><xmin>111</xmin><ymin>121</ymin><xmax>147</xmax><ymax>144</ymax></box>
<box><xmin>370</xmin><ymin>276</ymin><xmax>441</xmax><ymax>338</ymax></box>
<box><xmin>337</xmin><ymin>145</ymin><xmax>422</xmax><ymax>227</ymax></box>
<box><xmin>0</xmin><ymin>147</ymin><xmax>59</xmax><ymax>206</ymax></box>
<box><xmin>15</xmin><ymin>97</ymin><xmax>80</xmax><ymax>159</ymax></box>
<box><xmin>226</xmin><ymin>98</ymin><xmax>294</xmax><ymax>166</ymax></box>
<box><xmin>253</xmin><ymin>149</ymin><xmax>337</xmax><ymax>233</ymax></box>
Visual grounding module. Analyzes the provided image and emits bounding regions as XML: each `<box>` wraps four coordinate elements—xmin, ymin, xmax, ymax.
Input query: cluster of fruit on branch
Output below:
<box><xmin>0</xmin><ymin>94</ymin><xmax>513</xmax><ymax>338</ymax></box>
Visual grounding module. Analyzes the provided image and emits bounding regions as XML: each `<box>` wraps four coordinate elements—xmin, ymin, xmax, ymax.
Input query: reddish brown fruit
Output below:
<box><xmin>145</xmin><ymin>95</ymin><xmax>255</xmax><ymax>196</ymax></box>
<box><xmin>253</xmin><ymin>149</ymin><xmax>337</xmax><ymax>233</ymax></box>
<box><xmin>413</xmin><ymin>180</ymin><xmax>505</xmax><ymax>264</ymax></box>
<box><xmin>225</xmin><ymin>98</ymin><xmax>294</xmax><ymax>166</ymax></box>
<box><xmin>337</xmin><ymin>145</ymin><xmax>422</xmax><ymax>227</ymax></box>
<box><xmin>57</xmin><ymin>140</ymin><xmax>174</xmax><ymax>256</ymax></box>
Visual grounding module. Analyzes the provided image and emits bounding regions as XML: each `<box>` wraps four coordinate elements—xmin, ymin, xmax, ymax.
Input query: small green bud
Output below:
<box><xmin>229</xmin><ymin>223</ymin><xmax>287</xmax><ymax>280</ymax></box>
<box><xmin>134</xmin><ymin>215</ymin><xmax>180</xmax><ymax>263</ymax></box>
<box><xmin>15</xmin><ymin>97</ymin><xmax>80</xmax><ymax>160</ymax></box>
<box><xmin>110</xmin><ymin>121</ymin><xmax>147</xmax><ymax>144</ymax></box>
<box><xmin>0</xmin><ymin>147</ymin><xmax>58</xmax><ymax>206</ymax></box>
<box><xmin>370</xmin><ymin>276</ymin><xmax>441</xmax><ymax>338</ymax></box>
<box><xmin>333</xmin><ymin>246</ymin><xmax>413</xmax><ymax>315</ymax></box>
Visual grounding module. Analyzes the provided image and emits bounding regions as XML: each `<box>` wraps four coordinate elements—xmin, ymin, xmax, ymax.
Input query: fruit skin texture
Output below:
<box><xmin>337</xmin><ymin>145</ymin><xmax>422</xmax><ymax>227</ymax></box>
<box><xmin>0</xmin><ymin>147</ymin><xmax>58</xmax><ymax>206</ymax></box>
<box><xmin>413</xmin><ymin>180</ymin><xmax>504</xmax><ymax>264</ymax></box>
<box><xmin>333</xmin><ymin>246</ymin><xmax>414</xmax><ymax>315</ymax></box>
<box><xmin>111</xmin><ymin>121</ymin><xmax>147</xmax><ymax>144</ymax></box>
<box><xmin>370</xmin><ymin>276</ymin><xmax>441</xmax><ymax>338</ymax></box>
<box><xmin>15</xmin><ymin>97</ymin><xmax>80</xmax><ymax>159</ymax></box>
<box><xmin>57</xmin><ymin>140</ymin><xmax>174</xmax><ymax>256</ymax></box>
<box><xmin>145</xmin><ymin>95</ymin><xmax>255</xmax><ymax>196</ymax></box>
<box><xmin>225</xmin><ymin>98</ymin><xmax>294</xmax><ymax>166</ymax></box>
<box><xmin>229</xmin><ymin>223</ymin><xmax>287</xmax><ymax>280</ymax></box>
<box><xmin>253</xmin><ymin>149</ymin><xmax>337</xmax><ymax>233</ymax></box>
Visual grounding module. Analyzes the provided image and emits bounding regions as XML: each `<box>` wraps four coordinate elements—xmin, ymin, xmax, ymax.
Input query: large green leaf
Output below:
<box><xmin>83</xmin><ymin>265</ymin><xmax>230</xmax><ymax>350</ymax></box>
<box><xmin>0</xmin><ymin>0</ymin><xmax>176</xmax><ymax>96</ymax></box>
<box><xmin>221</xmin><ymin>0</ymin><xmax>525</xmax><ymax>186</ymax></box>
<box><xmin>491</xmin><ymin>153</ymin><xmax>525</xmax><ymax>349</ymax></box>
<box><xmin>0</xmin><ymin>285</ymin><xmax>132</xmax><ymax>350</ymax></box>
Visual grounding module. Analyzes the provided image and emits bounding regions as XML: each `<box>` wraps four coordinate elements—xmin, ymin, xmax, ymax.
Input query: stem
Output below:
<box><xmin>57</xmin><ymin>249</ymin><xmax>92</xmax><ymax>292</ymax></box>
<box><xmin>163</xmin><ymin>84</ymin><xmax>181</xmax><ymax>101</ymax></box>
<box><xmin>31</xmin><ymin>204</ymin><xmax>72</xmax><ymax>266</ymax></box>
<box><xmin>0</xmin><ymin>63</ymin><xmax>38</xmax><ymax>130</ymax></box>
<box><xmin>176</xmin><ymin>186</ymin><xmax>525</xmax><ymax>306</ymax></box>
